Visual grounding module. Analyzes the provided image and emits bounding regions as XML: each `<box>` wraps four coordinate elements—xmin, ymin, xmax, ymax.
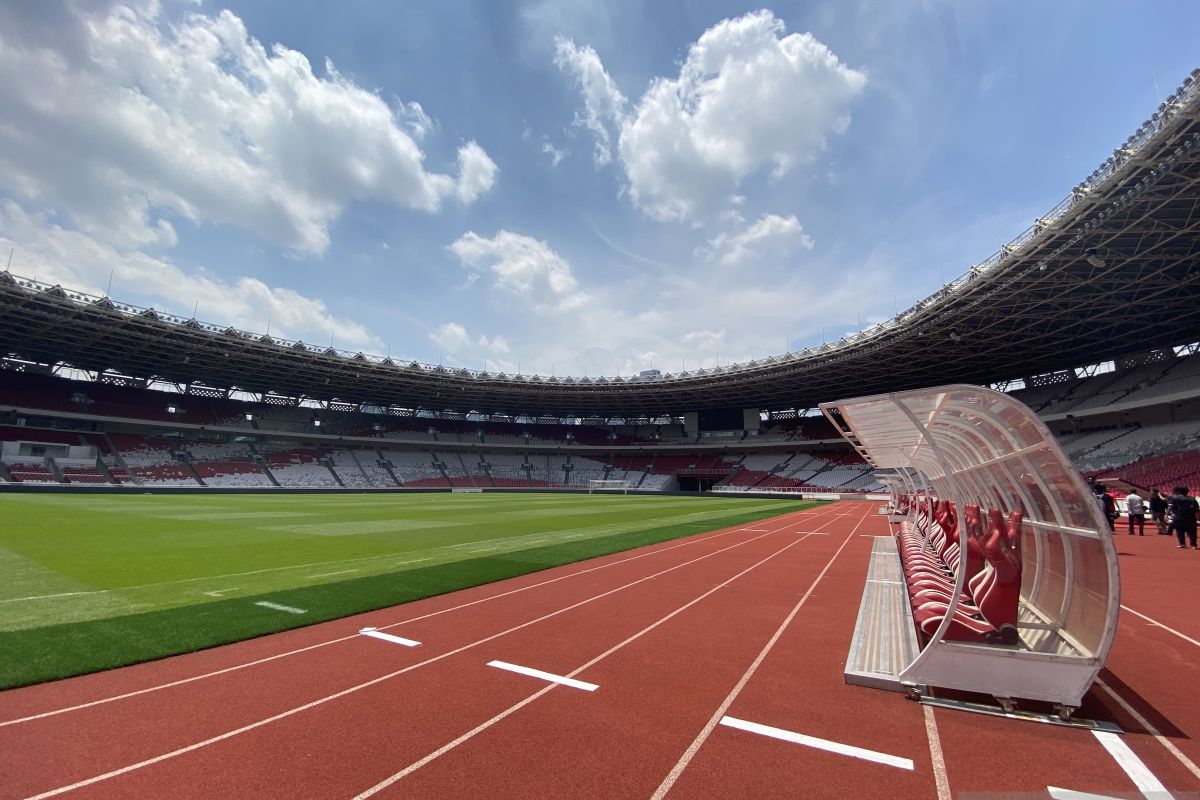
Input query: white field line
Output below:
<box><xmin>1094</xmin><ymin>677</ymin><xmax>1200</xmax><ymax>782</ymax></box>
<box><xmin>359</xmin><ymin>629</ymin><xmax>420</xmax><ymax>648</ymax></box>
<box><xmin>923</xmin><ymin>704</ymin><xmax>952</xmax><ymax>800</ymax></box>
<box><xmin>202</xmin><ymin>589</ymin><xmax>239</xmax><ymax>598</ymax></box>
<box><xmin>486</xmin><ymin>661</ymin><xmax>598</xmax><ymax>692</ymax></box>
<box><xmin>310</xmin><ymin>570</ymin><xmax>359</xmax><ymax>579</ymax></box>
<box><xmin>649</xmin><ymin>503</ymin><xmax>872</xmax><ymax>800</ymax></box>
<box><xmin>1092</xmin><ymin>730</ymin><xmax>1173</xmax><ymax>799</ymax></box>
<box><xmin>349</xmin><ymin>528</ymin><xmax>830</xmax><ymax>799</ymax></box>
<box><xmin>1</xmin><ymin>503</ymin><xmax>838</xmax><ymax>729</ymax></box>
<box><xmin>718</xmin><ymin>716</ymin><xmax>913</xmax><ymax>770</ymax></box>
<box><xmin>1120</xmin><ymin>605</ymin><xmax>1200</xmax><ymax>649</ymax></box>
<box><xmin>17</xmin><ymin>521</ymin><xmax>818</xmax><ymax>799</ymax></box>
<box><xmin>253</xmin><ymin>602</ymin><xmax>306</xmax><ymax>615</ymax></box>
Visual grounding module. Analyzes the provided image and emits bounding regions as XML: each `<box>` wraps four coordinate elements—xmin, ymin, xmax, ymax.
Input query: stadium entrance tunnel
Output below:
<box><xmin>823</xmin><ymin>385</ymin><xmax>1120</xmax><ymax>716</ymax></box>
<box><xmin>676</xmin><ymin>475</ymin><xmax>721</xmax><ymax>493</ymax></box>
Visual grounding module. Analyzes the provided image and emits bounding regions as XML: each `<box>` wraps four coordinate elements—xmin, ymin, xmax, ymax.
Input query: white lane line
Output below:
<box><xmin>718</xmin><ymin>716</ymin><xmax>913</xmax><ymax>770</ymax></box>
<box><xmin>202</xmin><ymin>588</ymin><xmax>239</xmax><ymax>598</ymax></box>
<box><xmin>253</xmin><ymin>601</ymin><xmax>307</xmax><ymax>615</ymax></box>
<box><xmin>311</xmin><ymin>569</ymin><xmax>359</xmax><ymax>578</ymax></box>
<box><xmin>1093</xmin><ymin>730</ymin><xmax>1173</xmax><ymax>800</ymax></box>
<box><xmin>487</xmin><ymin>661</ymin><xmax>598</xmax><ymax>692</ymax></box>
<box><xmin>16</xmin><ymin>524</ymin><xmax>805</xmax><ymax>799</ymax></box>
<box><xmin>923</xmin><ymin>704</ymin><xmax>952</xmax><ymax>800</ymax></box>
<box><xmin>359</xmin><ymin>628</ymin><xmax>420</xmax><ymax>648</ymax></box>
<box><xmin>1094</xmin><ymin>677</ymin><xmax>1200</xmax><ymax>782</ymax></box>
<box><xmin>650</xmin><ymin>503</ymin><xmax>872</xmax><ymax>800</ymax></box>
<box><xmin>1120</xmin><ymin>605</ymin><xmax>1200</xmax><ymax>649</ymax></box>
<box><xmin>739</xmin><ymin>528</ymin><xmax>770</xmax><ymax>532</ymax></box>
<box><xmin>349</xmin><ymin>526</ymin><xmax>832</xmax><ymax>799</ymax></box>
<box><xmin>2</xmin><ymin>503</ymin><xmax>845</xmax><ymax>730</ymax></box>
<box><xmin>1048</xmin><ymin>788</ymin><xmax>1123</xmax><ymax>800</ymax></box>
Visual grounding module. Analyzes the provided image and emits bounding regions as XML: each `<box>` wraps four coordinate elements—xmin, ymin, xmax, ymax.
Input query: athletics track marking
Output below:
<box><xmin>16</xmin><ymin>510</ymin><xmax>831</xmax><ymax>799</ymax></box>
<box><xmin>349</xmin><ymin>525</ymin><xmax>838</xmax><ymax>798</ymax></box>
<box><xmin>717</xmin><ymin>716</ymin><xmax>913</xmax><ymax>770</ymax></box>
<box><xmin>649</xmin><ymin>504</ymin><xmax>872</xmax><ymax>799</ymax></box>
<box><xmin>487</xmin><ymin>661</ymin><xmax>598</xmax><ymax>692</ymax></box>
<box><xmin>0</xmin><ymin>505</ymin><xmax>833</xmax><ymax>728</ymax></box>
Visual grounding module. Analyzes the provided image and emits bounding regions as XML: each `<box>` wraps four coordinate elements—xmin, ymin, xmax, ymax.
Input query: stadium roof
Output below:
<box><xmin>3</xmin><ymin>70</ymin><xmax>1200</xmax><ymax>418</ymax></box>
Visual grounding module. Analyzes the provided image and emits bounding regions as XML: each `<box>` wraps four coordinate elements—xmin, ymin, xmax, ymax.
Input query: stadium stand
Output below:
<box><xmin>1</xmin><ymin>346</ymin><xmax>1199</xmax><ymax>493</ymax></box>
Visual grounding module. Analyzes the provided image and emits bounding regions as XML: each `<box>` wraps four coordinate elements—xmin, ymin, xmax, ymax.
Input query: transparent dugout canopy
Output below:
<box><xmin>822</xmin><ymin>385</ymin><xmax>1120</xmax><ymax>704</ymax></box>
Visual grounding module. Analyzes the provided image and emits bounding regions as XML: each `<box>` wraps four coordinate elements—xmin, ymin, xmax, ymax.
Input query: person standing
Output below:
<box><xmin>1125</xmin><ymin>489</ymin><xmax>1146</xmax><ymax>536</ymax></box>
<box><xmin>1101</xmin><ymin>488</ymin><xmax>1118</xmax><ymax>531</ymax></box>
<box><xmin>1149</xmin><ymin>488</ymin><xmax>1169</xmax><ymax>535</ymax></box>
<box><xmin>1168</xmin><ymin>486</ymin><xmax>1199</xmax><ymax>549</ymax></box>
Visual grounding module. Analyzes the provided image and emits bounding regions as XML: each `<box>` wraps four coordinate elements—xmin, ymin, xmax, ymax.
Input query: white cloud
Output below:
<box><xmin>0</xmin><ymin>201</ymin><xmax>378</xmax><ymax>349</ymax></box>
<box><xmin>698</xmin><ymin>213</ymin><xmax>814</xmax><ymax>266</ymax></box>
<box><xmin>541</xmin><ymin>141</ymin><xmax>567</xmax><ymax>167</ymax></box>
<box><xmin>0</xmin><ymin>3</ymin><xmax>496</xmax><ymax>256</ymax></box>
<box><xmin>455</xmin><ymin>141</ymin><xmax>499</xmax><ymax>204</ymax></box>
<box><xmin>478</xmin><ymin>334</ymin><xmax>511</xmax><ymax>354</ymax></box>
<box><xmin>397</xmin><ymin>100</ymin><xmax>434</xmax><ymax>141</ymax></box>
<box><xmin>427</xmin><ymin>324</ymin><xmax>515</xmax><ymax>372</ymax></box>
<box><xmin>553</xmin><ymin>36</ymin><xmax>627</xmax><ymax>166</ymax></box>
<box><xmin>555</xmin><ymin>11</ymin><xmax>866</xmax><ymax>223</ymax></box>
<box><xmin>681</xmin><ymin>329</ymin><xmax>726</xmax><ymax>350</ymax></box>
<box><xmin>447</xmin><ymin>230</ymin><xmax>583</xmax><ymax>311</ymax></box>
<box><xmin>429</xmin><ymin>322</ymin><xmax>470</xmax><ymax>354</ymax></box>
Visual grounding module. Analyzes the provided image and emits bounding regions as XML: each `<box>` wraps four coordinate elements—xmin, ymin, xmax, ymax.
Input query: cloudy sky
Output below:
<box><xmin>1</xmin><ymin>1</ymin><xmax>1197</xmax><ymax>377</ymax></box>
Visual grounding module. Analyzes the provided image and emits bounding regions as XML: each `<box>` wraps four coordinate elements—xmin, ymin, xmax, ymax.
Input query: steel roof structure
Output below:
<box><xmin>3</xmin><ymin>70</ymin><xmax>1200</xmax><ymax>418</ymax></box>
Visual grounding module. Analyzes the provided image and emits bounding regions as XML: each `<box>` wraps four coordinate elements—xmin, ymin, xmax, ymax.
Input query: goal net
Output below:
<box><xmin>588</xmin><ymin>479</ymin><xmax>630</xmax><ymax>494</ymax></box>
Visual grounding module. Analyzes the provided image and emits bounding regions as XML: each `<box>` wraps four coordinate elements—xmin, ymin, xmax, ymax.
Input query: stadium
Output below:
<box><xmin>2</xmin><ymin>7</ymin><xmax>1200</xmax><ymax>800</ymax></box>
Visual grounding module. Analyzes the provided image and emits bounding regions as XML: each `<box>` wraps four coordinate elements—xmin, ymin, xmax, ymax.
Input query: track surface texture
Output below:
<box><xmin>2</xmin><ymin>501</ymin><xmax>1198</xmax><ymax>799</ymax></box>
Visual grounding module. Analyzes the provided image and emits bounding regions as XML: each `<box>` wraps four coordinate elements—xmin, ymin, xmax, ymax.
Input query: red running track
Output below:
<box><xmin>1</xmin><ymin>501</ymin><xmax>1198</xmax><ymax>799</ymax></box>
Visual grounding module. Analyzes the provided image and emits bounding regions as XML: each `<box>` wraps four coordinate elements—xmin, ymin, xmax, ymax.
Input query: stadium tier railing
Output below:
<box><xmin>822</xmin><ymin>384</ymin><xmax>1119</xmax><ymax>715</ymax></box>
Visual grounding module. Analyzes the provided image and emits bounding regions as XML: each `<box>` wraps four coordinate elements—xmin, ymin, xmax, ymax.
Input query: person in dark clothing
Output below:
<box><xmin>1102</xmin><ymin>491</ymin><xmax>1118</xmax><ymax>531</ymax></box>
<box><xmin>1149</xmin><ymin>489</ymin><xmax>1169</xmax><ymax>535</ymax></box>
<box><xmin>1168</xmin><ymin>486</ymin><xmax>1199</xmax><ymax>549</ymax></box>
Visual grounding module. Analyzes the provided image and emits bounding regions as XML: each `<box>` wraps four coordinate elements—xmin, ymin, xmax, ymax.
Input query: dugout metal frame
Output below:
<box><xmin>823</xmin><ymin>385</ymin><xmax>1120</xmax><ymax>710</ymax></box>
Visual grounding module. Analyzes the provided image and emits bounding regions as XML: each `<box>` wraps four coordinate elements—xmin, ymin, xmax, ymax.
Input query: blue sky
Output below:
<box><xmin>0</xmin><ymin>1</ymin><xmax>1197</xmax><ymax>379</ymax></box>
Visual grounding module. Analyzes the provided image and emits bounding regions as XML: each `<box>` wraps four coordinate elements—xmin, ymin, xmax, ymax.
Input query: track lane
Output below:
<box><xmin>0</xmin><ymin>505</ymin><xmax>830</xmax><ymax>725</ymax></box>
<box><xmin>655</xmin><ymin>508</ymin><xmax>941</xmax><ymax>800</ymax></box>
<box><xmin>3</xmin><ymin>505</ymin><xmax>845</xmax><ymax>800</ymax></box>
<box><xmin>350</xmin><ymin>504</ymin><xmax>875</xmax><ymax>799</ymax></box>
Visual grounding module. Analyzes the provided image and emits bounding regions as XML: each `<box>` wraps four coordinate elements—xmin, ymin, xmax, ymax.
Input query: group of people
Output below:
<box><xmin>1105</xmin><ymin>483</ymin><xmax>1199</xmax><ymax>549</ymax></box>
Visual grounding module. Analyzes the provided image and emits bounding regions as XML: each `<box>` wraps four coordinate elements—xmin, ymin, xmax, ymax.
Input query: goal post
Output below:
<box><xmin>588</xmin><ymin>479</ymin><xmax>630</xmax><ymax>494</ymax></box>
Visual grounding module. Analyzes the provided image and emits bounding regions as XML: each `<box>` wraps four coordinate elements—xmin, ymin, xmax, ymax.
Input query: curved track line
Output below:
<box><xmin>1</xmin><ymin>505</ymin><xmax>829</xmax><ymax>728</ymax></box>
<box><xmin>18</xmin><ymin>511</ymin><xmax>832</xmax><ymax>800</ymax></box>
<box><xmin>349</xmin><ymin>530</ymin><xmax>830</xmax><ymax>799</ymax></box>
<box><xmin>650</xmin><ymin>504</ymin><xmax>870</xmax><ymax>799</ymax></box>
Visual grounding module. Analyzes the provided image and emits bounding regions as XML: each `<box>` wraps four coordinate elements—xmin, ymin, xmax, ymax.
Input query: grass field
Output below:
<box><xmin>0</xmin><ymin>492</ymin><xmax>819</xmax><ymax>688</ymax></box>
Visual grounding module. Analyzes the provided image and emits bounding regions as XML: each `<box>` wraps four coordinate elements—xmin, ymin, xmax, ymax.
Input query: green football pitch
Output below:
<box><xmin>0</xmin><ymin>492</ymin><xmax>818</xmax><ymax>688</ymax></box>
